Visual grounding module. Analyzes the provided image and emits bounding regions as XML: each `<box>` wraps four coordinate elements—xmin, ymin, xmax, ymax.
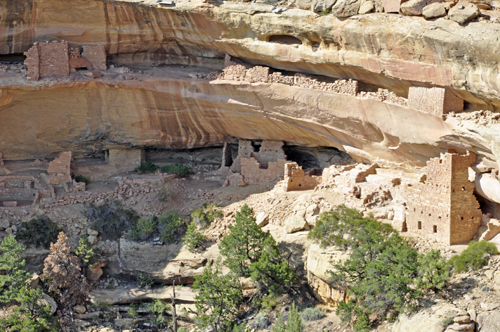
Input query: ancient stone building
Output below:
<box><xmin>408</xmin><ymin>86</ymin><xmax>463</xmax><ymax>116</ymax></box>
<box><xmin>47</xmin><ymin>151</ymin><xmax>73</xmax><ymax>185</ymax></box>
<box><xmin>105</xmin><ymin>147</ymin><xmax>146</xmax><ymax>170</ymax></box>
<box><xmin>283</xmin><ymin>162</ymin><xmax>322</xmax><ymax>191</ymax></box>
<box><xmin>405</xmin><ymin>152</ymin><xmax>482</xmax><ymax>245</ymax></box>
<box><xmin>24</xmin><ymin>41</ymin><xmax>106</xmax><ymax>81</ymax></box>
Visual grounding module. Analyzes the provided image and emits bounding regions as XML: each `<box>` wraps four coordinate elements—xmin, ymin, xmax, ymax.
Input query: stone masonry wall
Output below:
<box><xmin>240</xmin><ymin>157</ymin><xmax>287</xmax><ymax>185</ymax></box>
<box><xmin>283</xmin><ymin>162</ymin><xmax>322</xmax><ymax>191</ymax></box>
<box><xmin>216</xmin><ymin>65</ymin><xmax>359</xmax><ymax>96</ymax></box>
<box><xmin>82</xmin><ymin>45</ymin><xmax>107</xmax><ymax>71</ymax></box>
<box><xmin>24</xmin><ymin>44</ymin><xmax>40</xmax><ymax>81</ymax></box>
<box><xmin>47</xmin><ymin>151</ymin><xmax>72</xmax><ymax>185</ymax></box>
<box><xmin>408</xmin><ymin>86</ymin><xmax>464</xmax><ymax>116</ymax></box>
<box><xmin>107</xmin><ymin>148</ymin><xmax>145</xmax><ymax>170</ymax></box>
<box><xmin>406</xmin><ymin>152</ymin><xmax>481</xmax><ymax>245</ymax></box>
<box><xmin>38</xmin><ymin>41</ymin><xmax>69</xmax><ymax>79</ymax></box>
<box><xmin>24</xmin><ymin>42</ymin><xmax>106</xmax><ymax>81</ymax></box>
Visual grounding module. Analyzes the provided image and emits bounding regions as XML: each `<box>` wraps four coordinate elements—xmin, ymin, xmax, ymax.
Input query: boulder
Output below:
<box><xmin>38</xmin><ymin>293</ymin><xmax>57</xmax><ymax>315</ymax></box>
<box><xmin>74</xmin><ymin>305</ymin><xmax>86</xmax><ymax>314</ymax></box>
<box><xmin>448</xmin><ymin>3</ymin><xmax>480</xmax><ymax>24</ymax></box>
<box><xmin>481</xmin><ymin>310</ymin><xmax>500</xmax><ymax>331</ymax></box>
<box><xmin>479</xmin><ymin>218</ymin><xmax>500</xmax><ymax>241</ymax></box>
<box><xmin>0</xmin><ymin>219</ymin><xmax>9</xmax><ymax>230</ymax></box>
<box><xmin>423</xmin><ymin>2</ymin><xmax>447</xmax><ymax>18</ymax></box>
<box><xmin>444</xmin><ymin>323</ymin><xmax>474</xmax><ymax>331</ymax></box>
<box><xmin>331</xmin><ymin>0</ymin><xmax>362</xmax><ymax>17</ymax></box>
<box><xmin>401</xmin><ymin>0</ymin><xmax>428</xmax><ymax>15</ymax></box>
<box><xmin>393</xmin><ymin>303</ymin><xmax>465</xmax><ymax>332</ymax></box>
<box><xmin>285</xmin><ymin>215</ymin><xmax>309</xmax><ymax>233</ymax></box>
<box><xmin>312</xmin><ymin>0</ymin><xmax>337</xmax><ymax>12</ymax></box>
<box><xmin>255</xmin><ymin>212</ymin><xmax>269</xmax><ymax>227</ymax></box>
<box><xmin>359</xmin><ymin>0</ymin><xmax>375</xmax><ymax>13</ymax></box>
<box><xmin>306</xmin><ymin>244</ymin><xmax>349</xmax><ymax>307</ymax></box>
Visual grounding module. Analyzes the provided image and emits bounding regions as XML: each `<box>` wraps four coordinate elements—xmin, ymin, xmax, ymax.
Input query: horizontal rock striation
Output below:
<box><xmin>0</xmin><ymin>0</ymin><xmax>500</xmax><ymax>109</ymax></box>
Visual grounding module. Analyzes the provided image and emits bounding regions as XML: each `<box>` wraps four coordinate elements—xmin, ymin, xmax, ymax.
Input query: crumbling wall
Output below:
<box><xmin>24</xmin><ymin>42</ymin><xmax>106</xmax><ymax>81</ymax></box>
<box><xmin>82</xmin><ymin>45</ymin><xmax>107</xmax><ymax>71</ymax></box>
<box><xmin>216</xmin><ymin>65</ymin><xmax>359</xmax><ymax>96</ymax></box>
<box><xmin>406</xmin><ymin>152</ymin><xmax>481</xmax><ymax>245</ymax></box>
<box><xmin>24</xmin><ymin>45</ymin><xmax>40</xmax><ymax>81</ymax></box>
<box><xmin>283</xmin><ymin>162</ymin><xmax>322</xmax><ymax>191</ymax></box>
<box><xmin>69</xmin><ymin>48</ymin><xmax>93</xmax><ymax>72</ymax></box>
<box><xmin>253</xmin><ymin>141</ymin><xmax>287</xmax><ymax>168</ymax></box>
<box><xmin>47</xmin><ymin>151</ymin><xmax>72</xmax><ymax>185</ymax></box>
<box><xmin>408</xmin><ymin>86</ymin><xmax>463</xmax><ymax>116</ymax></box>
<box><xmin>39</xmin><ymin>41</ymin><xmax>70</xmax><ymax>79</ymax></box>
<box><xmin>240</xmin><ymin>157</ymin><xmax>287</xmax><ymax>185</ymax></box>
<box><xmin>106</xmin><ymin>148</ymin><xmax>145</xmax><ymax>170</ymax></box>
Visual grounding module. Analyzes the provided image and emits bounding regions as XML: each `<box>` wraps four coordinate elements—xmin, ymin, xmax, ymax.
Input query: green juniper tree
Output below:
<box><xmin>0</xmin><ymin>236</ymin><xmax>59</xmax><ymax>332</ymax></box>
<box><xmin>192</xmin><ymin>259</ymin><xmax>243</xmax><ymax>332</ymax></box>
<box><xmin>219</xmin><ymin>204</ymin><xmax>297</xmax><ymax>296</ymax></box>
<box><xmin>0</xmin><ymin>236</ymin><xmax>30</xmax><ymax>304</ymax></box>
<box><xmin>219</xmin><ymin>204</ymin><xmax>267</xmax><ymax>277</ymax></box>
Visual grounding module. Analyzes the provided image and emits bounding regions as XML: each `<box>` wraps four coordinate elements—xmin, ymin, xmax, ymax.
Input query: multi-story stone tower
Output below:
<box><xmin>405</xmin><ymin>151</ymin><xmax>482</xmax><ymax>245</ymax></box>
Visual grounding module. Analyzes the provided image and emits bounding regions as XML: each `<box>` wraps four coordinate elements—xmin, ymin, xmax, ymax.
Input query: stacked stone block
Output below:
<box><xmin>408</xmin><ymin>86</ymin><xmax>464</xmax><ymax>116</ymax></box>
<box><xmin>217</xmin><ymin>65</ymin><xmax>358</xmax><ymax>96</ymax></box>
<box><xmin>47</xmin><ymin>151</ymin><xmax>73</xmax><ymax>185</ymax></box>
<box><xmin>82</xmin><ymin>45</ymin><xmax>107</xmax><ymax>71</ymax></box>
<box><xmin>240</xmin><ymin>157</ymin><xmax>287</xmax><ymax>185</ymax></box>
<box><xmin>24</xmin><ymin>41</ymin><xmax>106</xmax><ymax>81</ymax></box>
<box><xmin>406</xmin><ymin>152</ymin><xmax>481</xmax><ymax>245</ymax></box>
<box><xmin>38</xmin><ymin>41</ymin><xmax>70</xmax><ymax>79</ymax></box>
<box><xmin>283</xmin><ymin>162</ymin><xmax>322</xmax><ymax>191</ymax></box>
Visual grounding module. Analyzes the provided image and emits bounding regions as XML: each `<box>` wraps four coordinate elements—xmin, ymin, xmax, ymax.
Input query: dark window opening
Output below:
<box><xmin>433</xmin><ymin>225</ymin><xmax>437</xmax><ymax>233</ymax></box>
<box><xmin>0</xmin><ymin>53</ymin><xmax>26</xmax><ymax>63</ymax></box>
<box><xmin>418</xmin><ymin>221</ymin><xmax>422</xmax><ymax>230</ymax></box>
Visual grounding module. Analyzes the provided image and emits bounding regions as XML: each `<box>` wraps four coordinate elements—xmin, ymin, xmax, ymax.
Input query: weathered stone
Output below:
<box><xmin>422</xmin><ymin>2</ymin><xmax>447</xmax><ymax>18</ymax></box>
<box><xmin>114</xmin><ymin>318</ymin><xmax>138</xmax><ymax>329</ymax></box>
<box><xmin>401</xmin><ymin>0</ymin><xmax>428</xmax><ymax>15</ymax></box>
<box><xmin>74</xmin><ymin>305</ymin><xmax>86</xmax><ymax>314</ymax></box>
<box><xmin>74</xmin><ymin>311</ymin><xmax>100</xmax><ymax>320</ymax></box>
<box><xmin>0</xmin><ymin>219</ymin><xmax>9</xmax><ymax>230</ymax></box>
<box><xmin>481</xmin><ymin>302</ymin><xmax>500</xmax><ymax>311</ymax></box>
<box><xmin>27</xmin><ymin>273</ymin><xmax>40</xmax><ymax>289</ymax></box>
<box><xmin>331</xmin><ymin>0</ymin><xmax>361</xmax><ymax>17</ymax></box>
<box><xmin>312</xmin><ymin>0</ymin><xmax>337</xmax><ymax>12</ymax></box>
<box><xmin>87</xmin><ymin>229</ymin><xmax>98</xmax><ymax>236</ymax></box>
<box><xmin>453</xmin><ymin>315</ymin><xmax>471</xmax><ymax>324</ymax></box>
<box><xmin>359</xmin><ymin>0</ymin><xmax>375</xmax><ymax>13</ymax></box>
<box><xmin>444</xmin><ymin>323</ymin><xmax>474</xmax><ymax>332</ymax></box>
<box><xmin>481</xmin><ymin>310</ymin><xmax>500</xmax><ymax>331</ymax></box>
<box><xmin>87</xmin><ymin>235</ymin><xmax>97</xmax><ymax>245</ymax></box>
<box><xmin>38</xmin><ymin>293</ymin><xmax>57</xmax><ymax>315</ymax></box>
<box><xmin>448</xmin><ymin>3</ymin><xmax>480</xmax><ymax>24</ymax></box>
<box><xmin>255</xmin><ymin>212</ymin><xmax>269</xmax><ymax>227</ymax></box>
<box><xmin>285</xmin><ymin>215</ymin><xmax>309</xmax><ymax>234</ymax></box>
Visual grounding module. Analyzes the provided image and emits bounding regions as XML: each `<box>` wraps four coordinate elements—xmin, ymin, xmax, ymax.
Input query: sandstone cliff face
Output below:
<box><xmin>1</xmin><ymin>0</ymin><xmax>500</xmax><ymax>170</ymax></box>
<box><xmin>1</xmin><ymin>0</ymin><xmax>500</xmax><ymax>108</ymax></box>
<box><xmin>0</xmin><ymin>73</ymin><xmax>460</xmax><ymax>165</ymax></box>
